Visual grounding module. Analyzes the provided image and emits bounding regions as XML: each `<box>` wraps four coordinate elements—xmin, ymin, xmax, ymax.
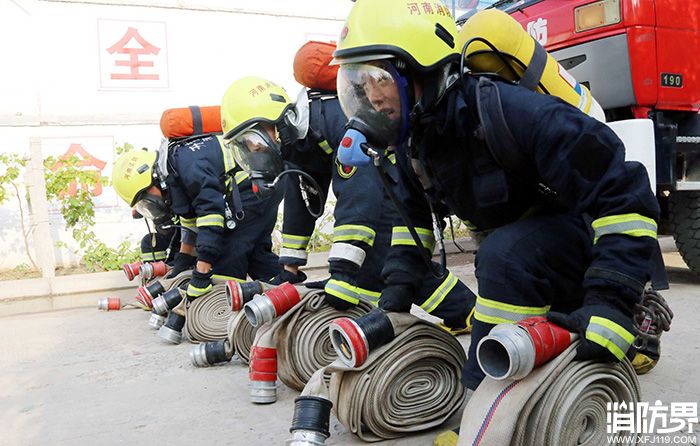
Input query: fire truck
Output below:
<box><xmin>456</xmin><ymin>0</ymin><xmax>700</xmax><ymax>273</ymax></box>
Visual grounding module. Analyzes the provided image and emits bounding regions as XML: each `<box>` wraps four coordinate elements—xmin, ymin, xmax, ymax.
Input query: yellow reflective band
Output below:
<box><xmin>325</xmin><ymin>279</ymin><xmax>360</xmax><ymax>305</ymax></box>
<box><xmin>212</xmin><ymin>274</ymin><xmax>246</xmax><ymax>283</ymax></box>
<box><xmin>474</xmin><ymin>295</ymin><xmax>550</xmax><ymax>325</ymax></box>
<box><xmin>586</xmin><ymin>316</ymin><xmax>635</xmax><ymax>360</ymax></box>
<box><xmin>141</xmin><ymin>250</ymin><xmax>167</xmax><ymax>261</ymax></box>
<box><xmin>355</xmin><ymin>286</ymin><xmax>380</xmax><ymax>306</ymax></box>
<box><xmin>391</xmin><ymin>226</ymin><xmax>435</xmax><ymax>251</ymax></box>
<box><xmin>282</xmin><ymin>233</ymin><xmax>311</xmax><ymax>250</ymax></box>
<box><xmin>387</xmin><ymin>153</ymin><xmax>396</xmax><ymax>164</ymax></box>
<box><xmin>586</xmin><ymin>332</ymin><xmax>626</xmax><ymax>360</ymax></box>
<box><xmin>234</xmin><ymin>171</ymin><xmax>249</xmax><ymax>184</ymax></box>
<box><xmin>333</xmin><ymin>225</ymin><xmax>376</xmax><ymax>246</ymax></box>
<box><xmin>589</xmin><ymin>316</ymin><xmax>635</xmax><ymax>344</ymax></box>
<box><xmin>218</xmin><ymin>136</ymin><xmax>236</xmax><ymax>173</ymax></box>
<box><xmin>196</xmin><ymin>214</ymin><xmax>224</xmax><ymax>228</ymax></box>
<box><xmin>591</xmin><ymin>213</ymin><xmax>658</xmax><ymax>243</ymax></box>
<box><xmin>318</xmin><ymin>139</ymin><xmax>334</xmax><ymax>155</ymax></box>
<box><xmin>188</xmin><ymin>283</ymin><xmax>212</xmax><ymax>297</ymax></box>
<box><xmin>421</xmin><ymin>272</ymin><xmax>458</xmax><ymax>314</ymax></box>
<box><xmin>180</xmin><ymin>217</ymin><xmax>197</xmax><ymax>229</ymax></box>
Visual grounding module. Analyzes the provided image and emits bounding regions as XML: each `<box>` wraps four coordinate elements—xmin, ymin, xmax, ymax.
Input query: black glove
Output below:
<box><xmin>166</xmin><ymin>252</ymin><xmax>196</xmax><ymax>278</ymax></box>
<box><xmin>267</xmin><ymin>269</ymin><xmax>308</xmax><ymax>285</ymax></box>
<box><xmin>324</xmin><ymin>273</ymin><xmax>360</xmax><ymax>311</ymax></box>
<box><xmin>378</xmin><ymin>284</ymin><xmax>414</xmax><ymax>313</ymax></box>
<box><xmin>186</xmin><ymin>269</ymin><xmax>213</xmax><ymax>301</ymax></box>
<box><xmin>548</xmin><ymin>303</ymin><xmax>636</xmax><ymax>362</ymax></box>
<box><xmin>304</xmin><ymin>277</ymin><xmax>330</xmax><ymax>290</ymax></box>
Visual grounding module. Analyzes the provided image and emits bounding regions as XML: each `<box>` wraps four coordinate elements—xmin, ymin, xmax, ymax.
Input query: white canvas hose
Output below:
<box><xmin>298</xmin><ymin>318</ymin><xmax>467</xmax><ymax>443</ymax></box>
<box><xmin>228</xmin><ymin>310</ymin><xmax>258</xmax><ymax>364</ymax></box>
<box><xmin>457</xmin><ymin>341</ymin><xmax>641</xmax><ymax>446</ymax></box>
<box><xmin>183</xmin><ymin>282</ymin><xmax>232</xmax><ymax>342</ymax></box>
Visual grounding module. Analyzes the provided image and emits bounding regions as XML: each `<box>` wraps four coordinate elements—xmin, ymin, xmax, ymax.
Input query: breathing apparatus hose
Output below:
<box><xmin>457</xmin><ymin>342</ymin><xmax>641</xmax><ymax>446</ymax></box>
<box><xmin>183</xmin><ymin>282</ymin><xmax>232</xmax><ymax>343</ymax></box>
<box><xmin>296</xmin><ymin>319</ymin><xmax>467</xmax><ymax>442</ymax></box>
<box><xmin>268</xmin><ymin>168</ymin><xmax>326</xmax><ymax>218</ymax></box>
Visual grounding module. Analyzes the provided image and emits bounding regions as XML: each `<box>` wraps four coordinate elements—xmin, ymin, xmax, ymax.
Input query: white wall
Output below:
<box><xmin>0</xmin><ymin>0</ymin><xmax>351</xmax><ymax>271</ymax></box>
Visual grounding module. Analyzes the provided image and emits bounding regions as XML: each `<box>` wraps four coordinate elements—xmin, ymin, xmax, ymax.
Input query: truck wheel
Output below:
<box><xmin>669</xmin><ymin>191</ymin><xmax>700</xmax><ymax>273</ymax></box>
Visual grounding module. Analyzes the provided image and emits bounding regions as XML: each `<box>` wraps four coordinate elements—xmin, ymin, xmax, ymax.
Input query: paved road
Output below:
<box><xmin>0</xmin><ymin>253</ymin><xmax>698</xmax><ymax>445</ymax></box>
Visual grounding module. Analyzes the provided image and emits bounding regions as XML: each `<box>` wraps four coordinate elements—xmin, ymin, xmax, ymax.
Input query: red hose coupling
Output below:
<box><xmin>328</xmin><ymin>317</ymin><xmax>368</xmax><ymax>368</ymax></box>
<box><xmin>265</xmin><ymin>282</ymin><xmax>301</xmax><ymax>317</ymax></box>
<box><xmin>516</xmin><ymin>316</ymin><xmax>573</xmax><ymax>368</ymax></box>
<box><xmin>249</xmin><ymin>346</ymin><xmax>278</xmax><ymax>404</ymax></box>
<box><xmin>139</xmin><ymin>261</ymin><xmax>169</xmax><ymax>280</ymax></box>
<box><xmin>135</xmin><ymin>287</ymin><xmax>153</xmax><ymax>309</ymax></box>
<box><xmin>244</xmin><ymin>282</ymin><xmax>301</xmax><ymax>327</ymax></box>
<box><xmin>122</xmin><ymin>261</ymin><xmax>142</xmax><ymax>281</ymax></box>
<box><xmin>97</xmin><ymin>297</ymin><xmax>121</xmax><ymax>311</ymax></box>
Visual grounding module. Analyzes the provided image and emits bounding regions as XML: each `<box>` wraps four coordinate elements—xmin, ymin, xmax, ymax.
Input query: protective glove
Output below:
<box><xmin>304</xmin><ymin>277</ymin><xmax>329</xmax><ymax>290</ymax></box>
<box><xmin>548</xmin><ymin>303</ymin><xmax>636</xmax><ymax>362</ymax></box>
<box><xmin>166</xmin><ymin>252</ymin><xmax>196</xmax><ymax>278</ymax></box>
<box><xmin>186</xmin><ymin>269</ymin><xmax>213</xmax><ymax>301</ymax></box>
<box><xmin>378</xmin><ymin>284</ymin><xmax>414</xmax><ymax>313</ymax></box>
<box><xmin>324</xmin><ymin>273</ymin><xmax>360</xmax><ymax>311</ymax></box>
<box><xmin>267</xmin><ymin>269</ymin><xmax>308</xmax><ymax>285</ymax></box>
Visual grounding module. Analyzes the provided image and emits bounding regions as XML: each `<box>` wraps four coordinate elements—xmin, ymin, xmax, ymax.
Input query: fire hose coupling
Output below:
<box><xmin>152</xmin><ymin>288</ymin><xmax>184</xmax><ymax>316</ymax></box>
<box><xmin>244</xmin><ymin>282</ymin><xmax>301</xmax><ymax>327</ymax></box>
<box><xmin>476</xmin><ymin>316</ymin><xmax>576</xmax><ymax>381</ymax></box>
<box><xmin>286</xmin><ymin>396</ymin><xmax>333</xmax><ymax>446</ymax></box>
<box><xmin>226</xmin><ymin>280</ymin><xmax>263</xmax><ymax>312</ymax></box>
<box><xmin>190</xmin><ymin>339</ymin><xmax>234</xmax><ymax>367</ymax></box>
<box><xmin>148</xmin><ymin>312</ymin><xmax>166</xmax><ymax>329</ymax></box>
<box><xmin>328</xmin><ymin>308</ymin><xmax>395</xmax><ymax>368</ymax></box>
<box><xmin>249</xmin><ymin>346</ymin><xmax>278</xmax><ymax>404</ymax></box>
<box><xmin>122</xmin><ymin>261</ymin><xmax>142</xmax><ymax>281</ymax></box>
<box><xmin>139</xmin><ymin>261</ymin><xmax>169</xmax><ymax>281</ymax></box>
<box><xmin>136</xmin><ymin>280</ymin><xmax>167</xmax><ymax>309</ymax></box>
<box><xmin>158</xmin><ymin>312</ymin><xmax>186</xmax><ymax>344</ymax></box>
<box><xmin>97</xmin><ymin>297</ymin><xmax>121</xmax><ymax>311</ymax></box>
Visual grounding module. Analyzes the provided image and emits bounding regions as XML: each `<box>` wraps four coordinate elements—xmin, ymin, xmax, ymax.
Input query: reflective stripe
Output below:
<box><xmin>473</xmin><ymin>295</ymin><xmax>550</xmax><ymax>325</ymax></box>
<box><xmin>212</xmin><ymin>274</ymin><xmax>245</xmax><ymax>283</ymax></box>
<box><xmin>586</xmin><ymin>316</ymin><xmax>635</xmax><ymax>360</ymax></box>
<box><xmin>181</xmin><ymin>217</ymin><xmax>197</xmax><ymax>229</ymax></box>
<box><xmin>187</xmin><ymin>283</ymin><xmax>213</xmax><ymax>297</ymax></box>
<box><xmin>333</xmin><ymin>224</ymin><xmax>376</xmax><ymax>246</ymax></box>
<box><xmin>219</xmin><ymin>136</ymin><xmax>236</xmax><ymax>173</ymax></box>
<box><xmin>141</xmin><ymin>250</ymin><xmax>167</xmax><ymax>261</ymax></box>
<box><xmin>196</xmin><ymin>214</ymin><xmax>224</xmax><ymax>228</ymax></box>
<box><xmin>391</xmin><ymin>226</ymin><xmax>435</xmax><ymax>251</ymax></box>
<box><xmin>282</xmin><ymin>233</ymin><xmax>311</xmax><ymax>250</ymax></box>
<box><xmin>591</xmin><ymin>213</ymin><xmax>657</xmax><ymax>243</ymax></box>
<box><xmin>279</xmin><ymin>247</ymin><xmax>308</xmax><ymax>261</ymax></box>
<box><xmin>325</xmin><ymin>279</ymin><xmax>360</xmax><ymax>305</ymax></box>
<box><xmin>355</xmin><ymin>286</ymin><xmax>380</xmax><ymax>306</ymax></box>
<box><xmin>328</xmin><ymin>242</ymin><xmax>366</xmax><ymax>267</ymax></box>
<box><xmin>234</xmin><ymin>171</ymin><xmax>249</xmax><ymax>184</ymax></box>
<box><xmin>318</xmin><ymin>139</ymin><xmax>334</xmax><ymax>155</ymax></box>
<box><xmin>387</xmin><ymin>153</ymin><xmax>396</xmax><ymax>164</ymax></box>
<box><xmin>420</xmin><ymin>272</ymin><xmax>458</xmax><ymax>314</ymax></box>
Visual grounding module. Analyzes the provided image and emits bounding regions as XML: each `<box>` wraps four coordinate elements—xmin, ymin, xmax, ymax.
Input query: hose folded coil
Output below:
<box><xmin>228</xmin><ymin>310</ymin><xmax>258</xmax><ymax>364</ymax></box>
<box><xmin>184</xmin><ymin>283</ymin><xmax>232</xmax><ymax>342</ymax></box>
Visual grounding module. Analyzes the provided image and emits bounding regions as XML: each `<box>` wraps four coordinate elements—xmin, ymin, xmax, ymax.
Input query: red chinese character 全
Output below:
<box><xmin>407</xmin><ymin>2</ymin><xmax>421</xmax><ymax>14</ymax></box>
<box><xmin>107</xmin><ymin>27</ymin><xmax>160</xmax><ymax>80</ymax></box>
<box><xmin>421</xmin><ymin>2</ymin><xmax>434</xmax><ymax>14</ymax></box>
<box><xmin>51</xmin><ymin>144</ymin><xmax>107</xmax><ymax>197</ymax></box>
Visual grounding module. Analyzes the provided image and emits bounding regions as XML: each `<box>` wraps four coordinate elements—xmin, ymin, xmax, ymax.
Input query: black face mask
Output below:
<box><xmin>134</xmin><ymin>193</ymin><xmax>170</xmax><ymax>222</ymax></box>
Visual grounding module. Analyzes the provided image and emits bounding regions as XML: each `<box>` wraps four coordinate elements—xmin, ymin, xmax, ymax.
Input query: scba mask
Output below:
<box><xmin>134</xmin><ymin>192</ymin><xmax>171</xmax><ymax>224</ymax></box>
<box><xmin>336</xmin><ymin>60</ymin><xmax>411</xmax><ymax>166</ymax></box>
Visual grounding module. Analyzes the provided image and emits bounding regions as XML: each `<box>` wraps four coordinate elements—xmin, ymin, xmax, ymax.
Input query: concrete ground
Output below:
<box><xmin>0</xmin><ymin>252</ymin><xmax>699</xmax><ymax>446</ymax></box>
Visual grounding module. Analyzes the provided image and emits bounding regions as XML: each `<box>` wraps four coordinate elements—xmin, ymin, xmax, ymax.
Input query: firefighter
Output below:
<box><xmin>332</xmin><ymin>0</ymin><xmax>661</xmax><ymax>393</ymax></box>
<box><xmin>220</xmin><ymin>75</ymin><xmax>475</xmax><ymax>332</ymax></box>
<box><xmin>112</xmin><ymin>135</ymin><xmax>283</xmax><ymax>301</ymax></box>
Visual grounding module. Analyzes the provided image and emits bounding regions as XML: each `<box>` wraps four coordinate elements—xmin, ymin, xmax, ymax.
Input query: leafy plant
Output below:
<box><xmin>0</xmin><ymin>152</ymin><xmax>37</xmax><ymax>270</ymax></box>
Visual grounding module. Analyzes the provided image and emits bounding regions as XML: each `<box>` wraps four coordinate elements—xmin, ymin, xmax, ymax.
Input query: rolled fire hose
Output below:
<box><xmin>249</xmin><ymin>290</ymin><xmax>373</xmax><ymax>404</ymax></box>
<box><xmin>290</xmin><ymin>317</ymin><xmax>467</xmax><ymax>444</ymax></box>
<box><xmin>229</xmin><ymin>309</ymin><xmax>258</xmax><ymax>364</ymax></box>
<box><xmin>457</xmin><ymin>341</ymin><xmax>640</xmax><ymax>446</ymax></box>
<box><xmin>136</xmin><ymin>270</ymin><xmax>192</xmax><ymax>309</ymax></box>
<box><xmin>183</xmin><ymin>282</ymin><xmax>232</xmax><ymax>343</ymax></box>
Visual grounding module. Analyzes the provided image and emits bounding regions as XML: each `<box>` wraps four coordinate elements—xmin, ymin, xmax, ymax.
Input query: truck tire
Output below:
<box><xmin>669</xmin><ymin>191</ymin><xmax>700</xmax><ymax>273</ymax></box>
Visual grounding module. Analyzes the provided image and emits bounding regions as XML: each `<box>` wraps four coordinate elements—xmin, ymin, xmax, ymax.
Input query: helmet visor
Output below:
<box><xmin>134</xmin><ymin>194</ymin><xmax>169</xmax><ymax>221</ymax></box>
<box><xmin>226</xmin><ymin>124</ymin><xmax>285</xmax><ymax>179</ymax></box>
<box><xmin>337</xmin><ymin>61</ymin><xmax>403</xmax><ymax>147</ymax></box>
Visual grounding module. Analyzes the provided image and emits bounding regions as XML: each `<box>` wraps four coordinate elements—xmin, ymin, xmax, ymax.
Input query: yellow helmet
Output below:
<box><xmin>332</xmin><ymin>0</ymin><xmax>460</xmax><ymax>70</ymax></box>
<box><xmin>112</xmin><ymin>149</ymin><xmax>157</xmax><ymax>206</ymax></box>
<box><xmin>220</xmin><ymin>76</ymin><xmax>293</xmax><ymax>140</ymax></box>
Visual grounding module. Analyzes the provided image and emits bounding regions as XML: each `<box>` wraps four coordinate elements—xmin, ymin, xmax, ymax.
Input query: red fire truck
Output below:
<box><xmin>456</xmin><ymin>0</ymin><xmax>700</xmax><ymax>273</ymax></box>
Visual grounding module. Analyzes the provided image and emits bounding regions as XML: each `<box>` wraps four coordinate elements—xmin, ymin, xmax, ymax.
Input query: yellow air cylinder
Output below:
<box><xmin>458</xmin><ymin>9</ymin><xmax>605</xmax><ymax>122</ymax></box>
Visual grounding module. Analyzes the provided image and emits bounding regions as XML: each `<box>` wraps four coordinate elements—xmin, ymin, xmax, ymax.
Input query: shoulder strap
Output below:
<box><xmin>307</xmin><ymin>91</ymin><xmax>336</xmax><ymax>155</ymax></box>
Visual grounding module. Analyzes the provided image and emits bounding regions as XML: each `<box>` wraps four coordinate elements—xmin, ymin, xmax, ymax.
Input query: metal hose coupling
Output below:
<box><xmin>152</xmin><ymin>288</ymin><xmax>184</xmax><ymax>316</ymax></box>
<box><xmin>328</xmin><ymin>308</ymin><xmax>395</xmax><ymax>368</ymax></box>
<box><xmin>244</xmin><ymin>282</ymin><xmax>301</xmax><ymax>327</ymax></box>
<box><xmin>286</xmin><ymin>396</ymin><xmax>332</xmax><ymax>446</ymax></box>
<box><xmin>190</xmin><ymin>339</ymin><xmax>234</xmax><ymax>367</ymax></box>
<box><xmin>97</xmin><ymin>297</ymin><xmax>121</xmax><ymax>311</ymax></box>
<box><xmin>139</xmin><ymin>261</ymin><xmax>169</xmax><ymax>281</ymax></box>
<box><xmin>226</xmin><ymin>280</ymin><xmax>263</xmax><ymax>312</ymax></box>
<box><xmin>477</xmin><ymin>316</ymin><xmax>576</xmax><ymax>380</ymax></box>
<box><xmin>249</xmin><ymin>346</ymin><xmax>277</xmax><ymax>404</ymax></box>
<box><xmin>122</xmin><ymin>261</ymin><xmax>142</xmax><ymax>281</ymax></box>
<box><xmin>148</xmin><ymin>312</ymin><xmax>166</xmax><ymax>329</ymax></box>
<box><xmin>136</xmin><ymin>280</ymin><xmax>166</xmax><ymax>309</ymax></box>
<box><xmin>158</xmin><ymin>312</ymin><xmax>186</xmax><ymax>344</ymax></box>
